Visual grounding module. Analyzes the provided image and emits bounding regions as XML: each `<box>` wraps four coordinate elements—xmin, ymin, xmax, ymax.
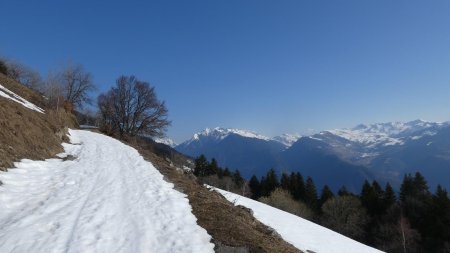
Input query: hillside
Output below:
<box><xmin>0</xmin><ymin>73</ymin><xmax>76</xmax><ymax>171</ymax></box>
<box><xmin>0</xmin><ymin>74</ymin><xmax>301</xmax><ymax>252</ymax></box>
<box><xmin>213</xmin><ymin>187</ymin><xmax>384</xmax><ymax>253</ymax></box>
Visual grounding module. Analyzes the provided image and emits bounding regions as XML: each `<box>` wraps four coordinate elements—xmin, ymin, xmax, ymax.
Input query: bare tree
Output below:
<box><xmin>321</xmin><ymin>196</ymin><xmax>368</xmax><ymax>240</ymax></box>
<box><xmin>3</xmin><ymin>60</ymin><xmax>43</xmax><ymax>91</ymax></box>
<box><xmin>98</xmin><ymin>75</ymin><xmax>170</xmax><ymax>137</ymax></box>
<box><xmin>42</xmin><ymin>71</ymin><xmax>64</xmax><ymax>109</ymax></box>
<box><xmin>0</xmin><ymin>59</ymin><xmax>7</xmax><ymax>75</ymax></box>
<box><xmin>59</xmin><ymin>64</ymin><xmax>95</xmax><ymax>108</ymax></box>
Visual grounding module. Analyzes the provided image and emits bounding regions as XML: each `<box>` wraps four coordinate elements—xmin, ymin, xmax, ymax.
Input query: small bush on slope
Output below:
<box><xmin>259</xmin><ymin>188</ymin><xmax>314</xmax><ymax>220</ymax></box>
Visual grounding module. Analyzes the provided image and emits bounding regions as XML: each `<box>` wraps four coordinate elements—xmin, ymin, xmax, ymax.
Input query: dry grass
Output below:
<box><xmin>133</xmin><ymin>138</ymin><xmax>302</xmax><ymax>253</ymax></box>
<box><xmin>0</xmin><ymin>74</ymin><xmax>77</xmax><ymax>170</ymax></box>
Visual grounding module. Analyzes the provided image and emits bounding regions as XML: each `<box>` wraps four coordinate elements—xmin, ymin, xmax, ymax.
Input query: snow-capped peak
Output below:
<box><xmin>153</xmin><ymin>137</ymin><xmax>177</xmax><ymax>147</ymax></box>
<box><xmin>327</xmin><ymin>120</ymin><xmax>449</xmax><ymax>148</ymax></box>
<box><xmin>272</xmin><ymin>133</ymin><xmax>301</xmax><ymax>147</ymax></box>
<box><xmin>189</xmin><ymin>127</ymin><xmax>270</xmax><ymax>143</ymax></box>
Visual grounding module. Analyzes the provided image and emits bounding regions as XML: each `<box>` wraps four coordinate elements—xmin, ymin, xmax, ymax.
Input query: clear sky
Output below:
<box><xmin>1</xmin><ymin>0</ymin><xmax>450</xmax><ymax>143</ymax></box>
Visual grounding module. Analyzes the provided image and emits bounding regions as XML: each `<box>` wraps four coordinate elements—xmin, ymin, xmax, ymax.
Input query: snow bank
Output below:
<box><xmin>0</xmin><ymin>130</ymin><xmax>214</xmax><ymax>253</ymax></box>
<box><xmin>0</xmin><ymin>83</ymin><xmax>44</xmax><ymax>113</ymax></box>
<box><xmin>212</xmin><ymin>187</ymin><xmax>384</xmax><ymax>253</ymax></box>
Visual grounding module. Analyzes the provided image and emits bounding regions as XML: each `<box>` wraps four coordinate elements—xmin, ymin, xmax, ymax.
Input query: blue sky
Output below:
<box><xmin>2</xmin><ymin>0</ymin><xmax>450</xmax><ymax>142</ymax></box>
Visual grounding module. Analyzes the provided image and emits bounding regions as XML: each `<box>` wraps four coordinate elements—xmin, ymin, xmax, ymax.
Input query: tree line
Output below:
<box><xmin>196</xmin><ymin>155</ymin><xmax>450</xmax><ymax>253</ymax></box>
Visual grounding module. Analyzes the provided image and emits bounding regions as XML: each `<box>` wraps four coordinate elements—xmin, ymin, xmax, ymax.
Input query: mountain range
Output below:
<box><xmin>175</xmin><ymin>120</ymin><xmax>450</xmax><ymax>191</ymax></box>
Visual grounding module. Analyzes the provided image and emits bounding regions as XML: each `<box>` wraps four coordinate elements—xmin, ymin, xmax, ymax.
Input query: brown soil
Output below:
<box><xmin>0</xmin><ymin>73</ymin><xmax>77</xmax><ymax>171</ymax></box>
<box><xmin>133</xmin><ymin>138</ymin><xmax>303</xmax><ymax>253</ymax></box>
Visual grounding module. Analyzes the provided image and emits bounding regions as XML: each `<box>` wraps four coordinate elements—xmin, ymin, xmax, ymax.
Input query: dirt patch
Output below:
<box><xmin>133</xmin><ymin>138</ymin><xmax>302</xmax><ymax>253</ymax></box>
<box><xmin>0</xmin><ymin>74</ymin><xmax>77</xmax><ymax>171</ymax></box>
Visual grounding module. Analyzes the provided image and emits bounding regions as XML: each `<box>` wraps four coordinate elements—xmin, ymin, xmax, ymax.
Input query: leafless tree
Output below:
<box><xmin>98</xmin><ymin>75</ymin><xmax>170</xmax><ymax>137</ymax></box>
<box><xmin>321</xmin><ymin>196</ymin><xmax>368</xmax><ymax>240</ymax></box>
<box><xmin>42</xmin><ymin>71</ymin><xmax>64</xmax><ymax>109</ymax></box>
<box><xmin>3</xmin><ymin>60</ymin><xmax>43</xmax><ymax>91</ymax></box>
<box><xmin>59</xmin><ymin>64</ymin><xmax>95</xmax><ymax>108</ymax></box>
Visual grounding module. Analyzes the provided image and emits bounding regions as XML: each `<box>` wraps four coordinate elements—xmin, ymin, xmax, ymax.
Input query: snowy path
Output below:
<box><xmin>0</xmin><ymin>130</ymin><xmax>214</xmax><ymax>253</ymax></box>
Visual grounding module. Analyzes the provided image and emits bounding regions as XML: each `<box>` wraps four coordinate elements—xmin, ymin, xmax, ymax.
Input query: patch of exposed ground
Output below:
<box><xmin>134</xmin><ymin>138</ymin><xmax>302</xmax><ymax>253</ymax></box>
<box><xmin>0</xmin><ymin>73</ymin><xmax>77</xmax><ymax>170</ymax></box>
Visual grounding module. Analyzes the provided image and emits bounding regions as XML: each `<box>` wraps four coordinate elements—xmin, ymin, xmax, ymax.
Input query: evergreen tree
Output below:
<box><xmin>194</xmin><ymin>155</ymin><xmax>209</xmax><ymax>177</ymax></box>
<box><xmin>249</xmin><ymin>175</ymin><xmax>261</xmax><ymax>200</ymax></box>
<box><xmin>383</xmin><ymin>183</ymin><xmax>396</xmax><ymax>210</ymax></box>
<box><xmin>216</xmin><ymin>167</ymin><xmax>224</xmax><ymax>179</ymax></box>
<box><xmin>304</xmin><ymin>177</ymin><xmax>319</xmax><ymax>211</ymax></box>
<box><xmin>207</xmin><ymin>158</ymin><xmax>219</xmax><ymax>176</ymax></box>
<box><xmin>260</xmin><ymin>169</ymin><xmax>279</xmax><ymax>197</ymax></box>
<box><xmin>420</xmin><ymin>185</ymin><xmax>450</xmax><ymax>252</ymax></box>
<box><xmin>223</xmin><ymin>167</ymin><xmax>231</xmax><ymax>177</ymax></box>
<box><xmin>413</xmin><ymin>172</ymin><xmax>429</xmax><ymax>197</ymax></box>
<box><xmin>289</xmin><ymin>172</ymin><xmax>305</xmax><ymax>201</ymax></box>
<box><xmin>338</xmin><ymin>186</ymin><xmax>350</xmax><ymax>197</ymax></box>
<box><xmin>232</xmin><ymin>169</ymin><xmax>244</xmax><ymax>188</ymax></box>
<box><xmin>361</xmin><ymin>180</ymin><xmax>385</xmax><ymax>217</ymax></box>
<box><xmin>280</xmin><ymin>173</ymin><xmax>290</xmax><ymax>190</ymax></box>
<box><xmin>319</xmin><ymin>185</ymin><xmax>334</xmax><ymax>207</ymax></box>
<box><xmin>360</xmin><ymin>180</ymin><xmax>373</xmax><ymax>208</ymax></box>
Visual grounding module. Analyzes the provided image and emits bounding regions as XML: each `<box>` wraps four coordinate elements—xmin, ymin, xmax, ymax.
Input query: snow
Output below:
<box><xmin>0</xmin><ymin>84</ymin><xmax>45</xmax><ymax>113</ymax></box>
<box><xmin>153</xmin><ymin>137</ymin><xmax>177</xmax><ymax>147</ymax></box>
<box><xmin>272</xmin><ymin>133</ymin><xmax>301</xmax><ymax>147</ymax></box>
<box><xmin>212</xmin><ymin>187</ymin><xmax>384</xmax><ymax>253</ymax></box>
<box><xmin>184</xmin><ymin>127</ymin><xmax>270</xmax><ymax>145</ymax></box>
<box><xmin>326</xmin><ymin>120</ymin><xmax>449</xmax><ymax>148</ymax></box>
<box><xmin>0</xmin><ymin>129</ymin><xmax>214</xmax><ymax>253</ymax></box>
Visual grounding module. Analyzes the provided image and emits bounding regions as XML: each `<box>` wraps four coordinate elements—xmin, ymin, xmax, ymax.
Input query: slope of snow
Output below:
<box><xmin>212</xmin><ymin>187</ymin><xmax>384</xmax><ymax>253</ymax></box>
<box><xmin>272</xmin><ymin>133</ymin><xmax>301</xmax><ymax>147</ymax></box>
<box><xmin>0</xmin><ymin>83</ymin><xmax>44</xmax><ymax>113</ymax></box>
<box><xmin>0</xmin><ymin>130</ymin><xmax>214</xmax><ymax>253</ymax></box>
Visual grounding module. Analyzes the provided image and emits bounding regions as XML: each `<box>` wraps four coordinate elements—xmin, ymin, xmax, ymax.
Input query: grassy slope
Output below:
<box><xmin>134</xmin><ymin>138</ymin><xmax>302</xmax><ymax>253</ymax></box>
<box><xmin>0</xmin><ymin>73</ymin><xmax>76</xmax><ymax>170</ymax></box>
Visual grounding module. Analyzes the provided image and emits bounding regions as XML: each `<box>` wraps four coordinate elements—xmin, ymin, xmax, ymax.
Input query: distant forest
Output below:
<box><xmin>194</xmin><ymin>154</ymin><xmax>450</xmax><ymax>253</ymax></box>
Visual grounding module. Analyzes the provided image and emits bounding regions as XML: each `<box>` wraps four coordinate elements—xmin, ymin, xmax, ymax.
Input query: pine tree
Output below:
<box><xmin>217</xmin><ymin>167</ymin><xmax>224</xmax><ymax>179</ymax></box>
<box><xmin>383</xmin><ymin>183</ymin><xmax>396</xmax><ymax>210</ymax></box>
<box><xmin>360</xmin><ymin>180</ymin><xmax>373</xmax><ymax>208</ymax></box>
<box><xmin>207</xmin><ymin>158</ymin><xmax>219</xmax><ymax>176</ymax></box>
<box><xmin>260</xmin><ymin>169</ymin><xmax>279</xmax><ymax>197</ymax></box>
<box><xmin>223</xmin><ymin>167</ymin><xmax>231</xmax><ymax>177</ymax></box>
<box><xmin>280</xmin><ymin>173</ymin><xmax>290</xmax><ymax>190</ymax></box>
<box><xmin>319</xmin><ymin>185</ymin><xmax>334</xmax><ymax>207</ymax></box>
<box><xmin>194</xmin><ymin>155</ymin><xmax>209</xmax><ymax>177</ymax></box>
<box><xmin>289</xmin><ymin>172</ymin><xmax>305</xmax><ymax>201</ymax></box>
<box><xmin>338</xmin><ymin>186</ymin><xmax>350</xmax><ymax>197</ymax></box>
<box><xmin>304</xmin><ymin>177</ymin><xmax>318</xmax><ymax>211</ymax></box>
<box><xmin>413</xmin><ymin>172</ymin><xmax>429</xmax><ymax>197</ymax></box>
<box><xmin>249</xmin><ymin>175</ymin><xmax>261</xmax><ymax>200</ymax></box>
<box><xmin>232</xmin><ymin>169</ymin><xmax>244</xmax><ymax>188</ymax></box>
<box><xmin>400</xmin><ymin>174</ymin><xmax>414</xmax><ymax>202</ymax></box>
<box><xmin>420</xmin><ymin>185</ymin><xmax>450</xmax><ymax>252</ymax></box>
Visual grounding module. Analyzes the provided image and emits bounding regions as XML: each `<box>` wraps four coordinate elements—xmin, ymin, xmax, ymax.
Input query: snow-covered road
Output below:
<box><xmin>0</xmin><ymin>130</ymin><xmax>214</xmax><ymax>253</ymax></box>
